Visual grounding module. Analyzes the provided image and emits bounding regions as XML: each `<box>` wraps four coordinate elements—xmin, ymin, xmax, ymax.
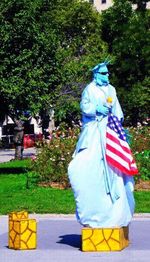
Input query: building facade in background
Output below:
<box><xmin>92</xmin><ymin>0</ymin><xmax>113</xmax><ymax>12</ymax></box>
<box><xmin>89</xmin><ymin>0</ymin><xmax>150</xmax><ymax>12</ymax></box>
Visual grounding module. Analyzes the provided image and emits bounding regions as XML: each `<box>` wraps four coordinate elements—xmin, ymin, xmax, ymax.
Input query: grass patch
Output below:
<box><xmin>0</xmin><ymin>160</ymin><xmax>150</xmax><ymax>215</ymax></box>
<box><xmin>0</xmin><ymin>173</ymin><xmax>75</xmax><ymax>215</ymax></box>
<box><xmin>0</xmin><ymin>160</ymin><xmax>75</xmax><ymax>214</ymax></box>
<box><xmin>134</xmin><ymin>191</ymin><xmax>150</xmax><ymax>213</ymax></box>
<box><xmin>0</xmin><ymin>159</ymin><xmax>30</xmax><ymax>174</ymax></box>
<box><xmin>0</xmin><ymin>159</ymin><xmax>30</xmax><ymax>169</ymax></box>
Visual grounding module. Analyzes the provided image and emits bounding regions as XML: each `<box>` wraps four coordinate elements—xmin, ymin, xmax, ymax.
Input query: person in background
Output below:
<box><xmin>13</xmin><ymin>118</ymin><xmax>24</xmax><ymax>160</ymax></box>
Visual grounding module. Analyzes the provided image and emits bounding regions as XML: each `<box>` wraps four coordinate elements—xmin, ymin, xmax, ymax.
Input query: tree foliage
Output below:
<box><xmin>0</xmin><ymin>0</ymin><xmax>108</xmax><ymax>123</ymax></box>
<box><xmin>0</xmin><ymin>0</ymin><xmax>149</xmax><ymax>126</ymax></box>
<box><xmin>128</xmin><ymin>0</ymin><xmax>149</xmax><ymax>11</ymax></box>
<box><xmin>101</xmin><ymin>0</ymin><xmax>150</xmax><ymax>125</ymax></box>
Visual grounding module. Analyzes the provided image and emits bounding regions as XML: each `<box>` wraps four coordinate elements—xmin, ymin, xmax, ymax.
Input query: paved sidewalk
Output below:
<box><xmin>0</xmin><ymin>215</ymin><xmax>150</xmax><ymax>262</ymax></box>
<box><xmin>0</xmin><ymin>148</ymin><xmax>36</xmax><ymax>163</ymax></box>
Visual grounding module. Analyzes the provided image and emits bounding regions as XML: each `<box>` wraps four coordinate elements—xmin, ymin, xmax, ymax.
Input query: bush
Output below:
<box><xmin>128</xmin><ymin>125</ymin><xmax>150</xmax><ymax>152</ymax></box>
<box><xmin>32</xmin><ymin>125</ymin><xmax>80</xmax><ymax>188</ymax></box>
<box><xmin>31</xmin><ymin>124</ymin><xmax>150</xmax><ymax>187</ymax></box>
<box><xmin>127</xmin><ymin>125</ymin><xmax>150</xmax><ymax>181</ymax></box>
<box><xmin>135</xmin><ymin>150</ymin><xmax>150</xmax><ymax>181</ymax></box>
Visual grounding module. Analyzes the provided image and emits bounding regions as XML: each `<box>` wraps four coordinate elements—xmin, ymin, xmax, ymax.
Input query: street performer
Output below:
<box><xmin>68</xmin><ymin>62</ymin><xmax>138</xmax><ymax>228</ymax></box>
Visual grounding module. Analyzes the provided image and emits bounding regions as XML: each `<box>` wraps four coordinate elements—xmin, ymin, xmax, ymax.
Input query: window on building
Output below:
<box><xmin>102</xmin><ymin>0</ymin><xmax>106</xmax><ymax>4</ymax></box>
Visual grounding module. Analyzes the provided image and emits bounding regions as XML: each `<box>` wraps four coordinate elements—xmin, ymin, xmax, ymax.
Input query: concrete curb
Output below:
<box><xmin>1</xmin><ymin>213</ymin><xmax>150</xmax><ymax>219</ymax></box>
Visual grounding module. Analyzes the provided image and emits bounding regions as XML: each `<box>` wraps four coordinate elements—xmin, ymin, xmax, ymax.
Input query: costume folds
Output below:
<box><xmin>68</xmin><ymin>80</ymin><xmax>135</xmax><ymax>228</ymax></box>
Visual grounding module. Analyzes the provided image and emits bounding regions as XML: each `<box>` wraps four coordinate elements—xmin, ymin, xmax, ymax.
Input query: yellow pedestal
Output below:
<box><xmin>9</xmin><ymin>211</ymin><xmax>28</xmax><ymax>221</ymax></box>
<box><xmin>82</xmin><ymin>227</ymin><xmax>129</xmax><ymax>251</ymax></box>
<box><xmin>9</xmin><ymin>219</ymin><xmax>37</xmax><ymax>250</ymax></box>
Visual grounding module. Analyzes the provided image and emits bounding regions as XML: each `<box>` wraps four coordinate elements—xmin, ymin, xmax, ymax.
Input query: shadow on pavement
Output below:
<box><xmin>57</xmin><ymin>234</ymin><xmax>81</xmax><ymax>249</ymax></box>
<box><xmin>37</xmin><ymin>220</ymin><xmax>82</xmax><ymax>250</ymax></box>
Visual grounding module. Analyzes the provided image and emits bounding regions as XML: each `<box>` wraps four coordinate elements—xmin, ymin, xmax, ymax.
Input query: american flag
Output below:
<box><xmin>106</xmin><ymin>113</ymin><xmax>138</xmax><ymax>176</ymax></box>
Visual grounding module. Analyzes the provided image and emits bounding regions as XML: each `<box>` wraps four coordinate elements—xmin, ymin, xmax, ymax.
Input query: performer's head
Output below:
<box><xmin>92</xmin><ymin>62</ymin><xmax>109</xmax><ymax>86</ymax></box>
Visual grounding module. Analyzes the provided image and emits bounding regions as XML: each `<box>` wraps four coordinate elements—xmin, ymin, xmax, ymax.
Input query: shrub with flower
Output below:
<box><xmin>31</xmin><ymin>123</ymin><xmax>80</xmax><ymax>188</ymax></box>
<box><xmin>128</xmin><ymin>125</ymin><xmax>150</xmax><ymax>181</ymax></box>
<box><xmin>31</xmin><ymin>120</ymin><xmax>149</xmax><ymax>189</ymax></box>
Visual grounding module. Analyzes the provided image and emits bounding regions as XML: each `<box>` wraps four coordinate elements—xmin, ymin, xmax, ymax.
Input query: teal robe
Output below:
<box><xmin>68</xmin><ymin>81</ymin><xmax>135</xmax><ymax>228</ymax></box>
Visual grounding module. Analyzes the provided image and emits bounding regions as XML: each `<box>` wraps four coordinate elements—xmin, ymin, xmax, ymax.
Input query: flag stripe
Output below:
<box><xmin>106</xmin><ymin>137</ymin><xmax>132</xmax><ymax>161</ymax></box>
<box><xmin>106</xmin><ymin>148</ymin><xmax>131</xmax><ymax>171</ymax></box>
<box><xmin>107</xmin><ymin>130</ymin><xmax>131</xmax><ymax>154</ymax></box>
<box><xmin>106</xmin><ymin>114</ymin><xmax>138</xmax><ymax>176</ymax></box>
<box><xmin>106</xmin><ymin>143</ymin><xmax>132</xmax><ymax>164</ymax></box>
<box><xmin>106</xmin><ymin>155</ymin><xmax>138</xmax><ymax>175</ymax></box>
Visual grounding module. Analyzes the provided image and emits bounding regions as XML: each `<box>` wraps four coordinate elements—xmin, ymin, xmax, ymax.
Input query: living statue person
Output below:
<box><xmin>13</xmin><ymin>118</ymin><xmax>24</xmax><ymax>160</ymax></box>
<box><xmin>68</xmin><ymin>62</ymin><xmax>138</xmax><ymax>228</ymax></box>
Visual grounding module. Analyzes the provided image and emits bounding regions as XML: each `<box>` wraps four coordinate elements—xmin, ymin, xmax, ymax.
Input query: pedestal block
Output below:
<box><xmin>8</xmin><ymin>211</ymin><xmax>36</xmax><ymax>250</ymax></box>
<box><xmin>9</xmin><ymin>211</ymin><xmax>28</xmax><ymax>221</ymax></box>
<box><xmin>9</xmin><ymin>219</ymin><xmax>37</xmax><ymax>250</ymax></box>
<box><xmin>82</xmin><ymin>227</ymin><xmax>129</xmax><ymax>251</ymax></box>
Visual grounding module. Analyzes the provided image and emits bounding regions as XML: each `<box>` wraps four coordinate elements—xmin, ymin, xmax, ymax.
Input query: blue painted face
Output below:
<box><xmin>92</xmin><ymin>62</ymin><xmax>109</xmax><ymax>86</ymax></box>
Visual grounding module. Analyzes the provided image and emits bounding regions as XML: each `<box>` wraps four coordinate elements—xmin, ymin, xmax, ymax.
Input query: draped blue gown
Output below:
<box><xmin>68</xmin><ymin>81</ymin><xmax>135</xmax><ymax>228</ymax></box>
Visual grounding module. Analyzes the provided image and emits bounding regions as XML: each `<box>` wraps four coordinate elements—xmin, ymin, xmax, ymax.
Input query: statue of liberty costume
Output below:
<box><xmin>68</xmin><ymin>62</ymin><xmax>136</xmax><ymax>228</ymax></box>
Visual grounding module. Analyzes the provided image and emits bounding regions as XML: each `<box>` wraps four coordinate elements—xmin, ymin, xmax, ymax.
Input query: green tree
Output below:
<box><xmin>101</xmin><ymin>0</ymin><xmax>133</xmax><ymax>52</ymax></box>
<box><xmin>101</xmin><ymin>0</ymin><xmax>150</xmax><ymax>125</ymax></box>
<box><xmin>0</xmin><ymin>0</ymin><xmax>108</xmax><ymax>124</ymax></box>
<box><xmin>112</xmin><ymin>11</ymin><xmax>150</xmax><ymax>88</ymax></box>
<box><xmin>0</xmin><ymin>0</ymin><xmax>63</xmax><ymax>119</ymax></box>
<box><xmin>128</xmin><ymin>0</ymin><xmax>149</xmax><ymax>11</ymax></box>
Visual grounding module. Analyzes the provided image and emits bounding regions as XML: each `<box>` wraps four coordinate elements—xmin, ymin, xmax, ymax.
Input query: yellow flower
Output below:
<box><xmin>107</xmin><ymin>96</ymin><xmax>113</xmax><ymax>103</ymax></box>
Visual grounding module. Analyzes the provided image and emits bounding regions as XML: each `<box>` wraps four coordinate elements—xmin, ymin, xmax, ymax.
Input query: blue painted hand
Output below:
<box><xmin>96</xmin><ymin>104</ymin><xmax>109</xmax><ymax>116</ymax></box>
